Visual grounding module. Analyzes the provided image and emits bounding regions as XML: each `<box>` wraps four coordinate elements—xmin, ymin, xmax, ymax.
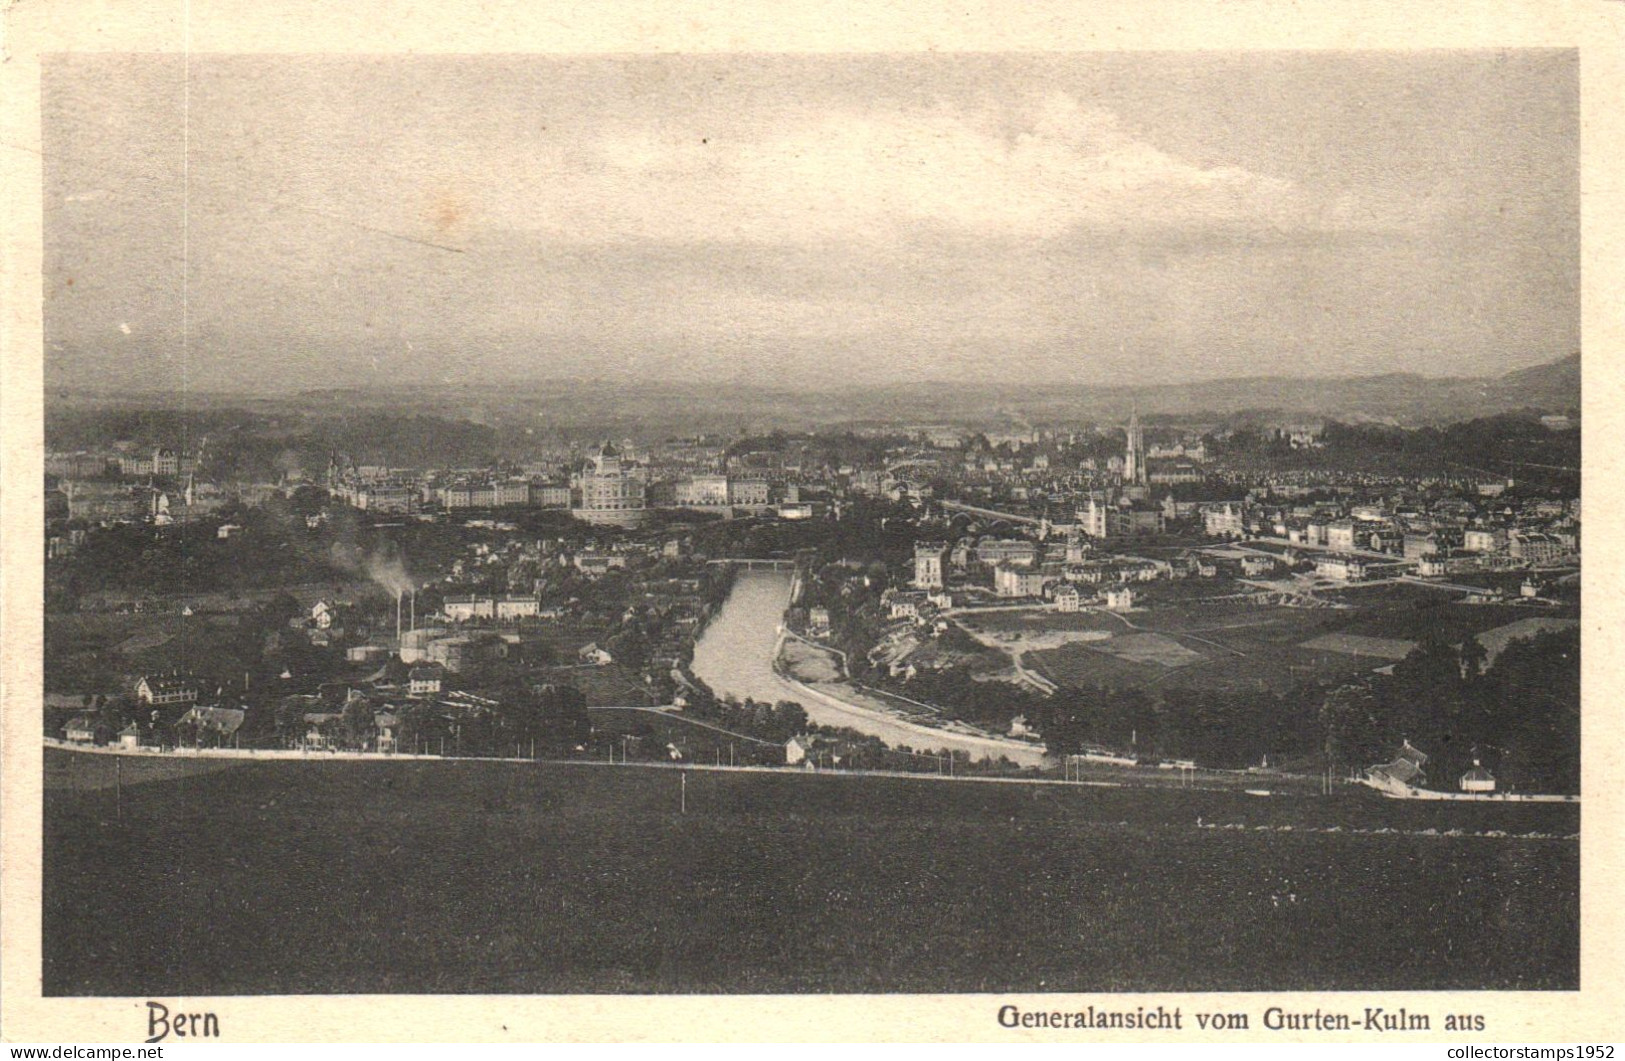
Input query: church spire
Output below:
<box><xmin>1124</xmin><ymin>402</ymin><xmax>1146</xmax><ymax>486</ymax></box>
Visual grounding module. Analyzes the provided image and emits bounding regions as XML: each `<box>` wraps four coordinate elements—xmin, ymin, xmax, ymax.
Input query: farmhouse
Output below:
<box><xmin>785</xmin><ymin>736</ymin><xmax>813</xmax><ymax>767</ymax></box>
<box><xmin>1366</xmin><ymin>741</ymin><xmax>1429</xmax><ymax>793</ymax></box>
<box><xmin>178</xmin><ymin>705</ymin><xmax>246</xmax><ymax>744</ymax></box>
<box><xmin>63</xmin><ymin>715</ymin><xmax>101</xmax><ymax>744</ymax></box>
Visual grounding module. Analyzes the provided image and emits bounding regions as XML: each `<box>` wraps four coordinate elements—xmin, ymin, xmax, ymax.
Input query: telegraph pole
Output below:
<box><xmin>680</xmin><ymin>771</ymin><xmax>687</xmax><ymax>814</ymax></box>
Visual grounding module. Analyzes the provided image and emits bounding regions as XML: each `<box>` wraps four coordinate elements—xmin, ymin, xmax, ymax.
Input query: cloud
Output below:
<box><xmin>517</xmin><ymin>92</ymin><xmax>1325</xmax><ymax>244</ymax></box>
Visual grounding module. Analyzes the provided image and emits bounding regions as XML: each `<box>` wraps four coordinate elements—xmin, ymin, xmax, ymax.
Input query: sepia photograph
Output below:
<box><xmin>35</xmin><ymin>48</ymin><xmax>1581</xmax><ymax>1002</ymax></box>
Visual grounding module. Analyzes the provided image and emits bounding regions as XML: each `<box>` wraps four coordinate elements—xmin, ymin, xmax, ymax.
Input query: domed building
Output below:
<box><xmin>573</xmin><ymin>442</ymin><xmax>648</xmax><ymax>528</ymax></box>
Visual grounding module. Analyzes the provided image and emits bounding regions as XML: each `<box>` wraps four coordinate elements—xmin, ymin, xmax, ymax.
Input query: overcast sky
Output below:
<box><xmin>43</xmin><ymin>51</ymin><xmax>1577</xmax><ymax>393</ymax></box>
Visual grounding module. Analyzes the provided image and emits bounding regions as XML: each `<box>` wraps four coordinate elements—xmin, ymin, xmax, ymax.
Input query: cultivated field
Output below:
<box><xmin>45</xmin><ymin>749</ymin><xmax>1577</xmax><ymax>995</ymax></box>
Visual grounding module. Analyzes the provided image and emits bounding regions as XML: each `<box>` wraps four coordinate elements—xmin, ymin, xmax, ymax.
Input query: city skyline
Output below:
<box><xmin>44</xmin><ymin>50</ymin><xmax>1578</xmax><ymax>394</ymax></box>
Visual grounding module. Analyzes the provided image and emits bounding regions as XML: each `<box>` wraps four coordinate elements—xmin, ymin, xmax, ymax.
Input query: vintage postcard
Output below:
<box><xmin>2</xmin><ymin>0</ymin><xmax>1621</xmax><ymax>1045</ymax></box>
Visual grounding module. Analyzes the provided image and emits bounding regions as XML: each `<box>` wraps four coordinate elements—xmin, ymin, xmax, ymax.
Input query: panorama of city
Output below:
<box><xmin>40</xmin><ymin>51</ymin><xmax>1580</xmax><ymax>998</ymax></box>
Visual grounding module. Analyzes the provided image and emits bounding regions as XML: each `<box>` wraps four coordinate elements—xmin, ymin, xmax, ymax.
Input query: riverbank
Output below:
<box><xmin>691</xmin><ymin>570</ymin><xmax>1049</xmax><ymax>765</ymax></box>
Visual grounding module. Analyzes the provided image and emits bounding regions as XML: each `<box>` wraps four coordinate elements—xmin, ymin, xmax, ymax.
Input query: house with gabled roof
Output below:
<box><xmin>63</xmin><ymin>714</ymin><xmax>102</xmax><ymax>744</ymax></box>
<box><xmin>178</xmin><ymin>705</ymin><xmax>246</xmax><ymax>744</ymax></box>
<box><xmin>1460</xmin><ymin>761</ymin><xmax>1496</xmax><ymax>793</ymax></box>
<box><xmin>1366</xmin><ymin>740</ymin><xmax>1429</xmax><ymax>793</ymax></box>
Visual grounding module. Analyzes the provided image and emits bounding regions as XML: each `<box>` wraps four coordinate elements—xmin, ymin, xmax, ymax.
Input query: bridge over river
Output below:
<box><xmin>690</xmin><ymin>570</ymin><xmax>1048</xmax><ymax>766</ymax></box>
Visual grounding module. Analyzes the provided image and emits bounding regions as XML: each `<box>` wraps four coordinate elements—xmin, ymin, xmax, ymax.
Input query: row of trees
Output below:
<box><xmin>1030</xmin><ymin>626</ymin><xmax>1579</xmax><ymax>792</ymax></box>
<box><xmin>1321</xmin><ymin>626</ymin><xmax>1579</xmax><ymax>793</ymax></box>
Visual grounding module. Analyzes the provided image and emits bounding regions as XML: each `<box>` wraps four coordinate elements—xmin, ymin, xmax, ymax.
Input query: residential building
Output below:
<box><xmin>63</xmin><ymin>715</ymin><xmax>100</xmax><ymax>744</ymax></box>
<box><xmin>1103</xmin><ymin>585</ymin><xmax>1135</xmax><ymax>612</ymax></box>
<box><xmin>1239</xmin><ymin>555</ymin><xmax>1276</xmax><ymax>577</ymax></box>
<box><xmin>994</xmin><ymin>565</ymin><xmax>1051</xmax><ymax>599</ymax></box>
<box><xmin>1464</xmin><ymin>528</ymin><xmax>1508</xmax><ymax>554</ymax></box>
<box><xmin>178</xmin><ymin>705</ymin><xmax>246</xmax><ymax>744</ymax></box>
<box><xmin>1314</xmin><ymin>556</ymin><xmax>1367</xmax><ymax>581</ymax></box>
<box><xmin>1203</xmin><ymin>503</ymin><xmax>1245</xmax><ymax>539</ymax></box>
<box><xmin>1366</xmin><ymin>740</ymin><xmax>1429</xmax><ymax>792</ymax></box>
<box><xmin>1077</xmin><ymin>496</ymin><xmax>1109</xmax><ymax>539</ymax></box>
<box><xmin>727</xmin><ymin>478</ymin><xmax>771</xmax><ymax>507</ymax></box>
<box><xmin>495</xmin><ymin>595</ymin><xmax>541</xmax><ymax>620</ymax></box>
<box><xmin>533</xmin><ymin>483</ymin><xmax>572</xmax><ymax>508</ymax></box>
<box><xmin>1107</xmin><ymin>503</ymin><xmax>1164</xmax><ymax>538</ymax></box>
<box><xmin>1509</xmin><ymin>532</ymin><xmax>1564</xmax><ymax>563</ymax></box>
<box><xmin>976</xmin><ymin>538</ymin><xmax>1038</xmax><ymax>567</ymax></box>
<box><xmin>1327</xmin><ymin>521</ymin><xmax>1358</xmax><ymax>553</ymax></box>
<box><xmin>913</xmin><ymin>541</ymin><xmax>950</xmax><ymax>590</ymax></box>
<box><xmin>1402</xmin><ymin>533</ymin><xmax>1438</xmax><ymax>561</ymax></box>
<box><xmin>408</xmin><ymin>664</ymin><xmax>445</xmax><ymax>696</ymax></box>
<box><xmin>135</xmin><ymin>674</ymin><xmax>200</xmax><ymax>707</ymax></box>
<box><xmin>62</xmin><ymin>480</ymin><xmax>143</xmax><ymax>522</ymax></box>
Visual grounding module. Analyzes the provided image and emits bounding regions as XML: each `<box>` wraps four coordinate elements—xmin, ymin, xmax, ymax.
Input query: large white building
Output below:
<box><xmin>574</xmin><ymin>443</ymin><xmax>647</xmax><ymax>528</ymax></box>
<box><xmin>674</xmin><ymin>475</ymin><xmax>730</xmax><ymax>506</ymax></box>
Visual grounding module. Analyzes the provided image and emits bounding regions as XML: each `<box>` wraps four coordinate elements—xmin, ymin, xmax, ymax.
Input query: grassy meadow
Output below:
<box><xmin>45</xmin><ymin>749</ymin><xmax>1577</xmax><ymax>995</ymax></box>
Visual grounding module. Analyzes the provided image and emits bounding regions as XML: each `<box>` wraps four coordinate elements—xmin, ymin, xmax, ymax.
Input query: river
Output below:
<box><xmin>691</xmin><ymin>570</ymin><xmax>1048</xmax><ymax>766</ymax></box>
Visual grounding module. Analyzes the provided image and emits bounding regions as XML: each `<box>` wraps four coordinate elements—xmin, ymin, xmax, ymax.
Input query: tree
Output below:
<box><xmin>342</xmin><ymin>695</ymin><xmax>376</xmax><ymax>749</ymax></box>
<box><xmin>537</xmin><ymin>682</ymin><xmax>591</xmax><ymax>751</ymax></box>
<box><xmin>772</xmin><ymin>700</ymin><xmax>809</xmax><ymax>740</ymax></box>
<box><xmin>1458</xmin><ymin>635</ymin><xmax>1489</xmax><ymax>681</ymax></box>
<box><xmin>1319</xmin><ymin>684</ymin><xmax>1380</xmax><ymax>774</ymax></box>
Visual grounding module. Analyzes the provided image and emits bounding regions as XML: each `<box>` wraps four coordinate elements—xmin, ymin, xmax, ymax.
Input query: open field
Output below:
<box><xmin>1299</xmin><ymin>633</ymin><xmax>1417</xmax><ymax>660</ymax></box>
<box><xmin>45</xmin><ymin>749</ymin><xmax>1577</xmax><ymax>995</ymax></box>
<box><xmin>995</xmin><ymin>584</ymin><xmax>1579</xmax><ymax>696</ymax></box>
<box><xmin>559</xmin><ymin>662</ymin><xmax>661</xmax><ymax>706</ymax></box>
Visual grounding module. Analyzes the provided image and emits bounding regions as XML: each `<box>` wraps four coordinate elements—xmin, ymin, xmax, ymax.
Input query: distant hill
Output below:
<box><xmin>47</xmin><ymin>354</ymin><xmax>1581</xmax><ymax>434</ymax></box>
<box><xmin>1482</xmin><ymin>352</ymin><xmax>1580</xmax><ymax>411</ymax></box>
